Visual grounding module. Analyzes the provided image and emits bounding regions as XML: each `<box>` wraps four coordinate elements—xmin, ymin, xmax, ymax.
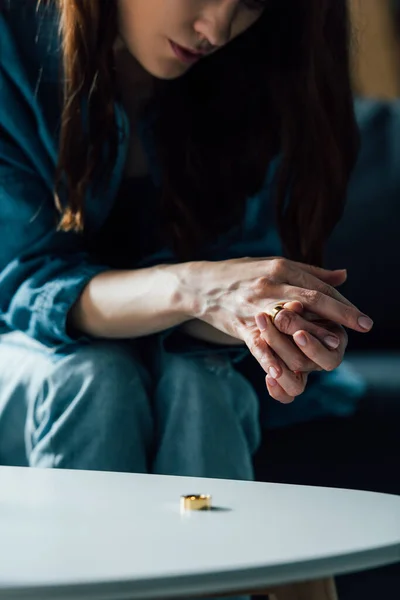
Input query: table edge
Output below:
<box><xmin>1</xmin><ymin>542</ymin><xmax>399</xmax><ymax>600</ymax></box>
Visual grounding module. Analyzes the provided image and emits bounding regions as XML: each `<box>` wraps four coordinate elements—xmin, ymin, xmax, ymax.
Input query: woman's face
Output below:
<box><xmin>117</xmin><ymin>0</ymin><xmax>265</xmax><ymax>80</ymax></box>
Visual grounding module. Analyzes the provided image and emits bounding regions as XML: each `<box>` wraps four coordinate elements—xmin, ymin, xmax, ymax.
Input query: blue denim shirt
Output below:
<box><xmin>0</xmin><ymin>3</ymin><xmax>365</xmax><ymax>428</ymax></box>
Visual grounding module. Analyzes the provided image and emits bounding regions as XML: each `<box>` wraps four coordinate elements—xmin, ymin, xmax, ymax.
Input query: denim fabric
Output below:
<box><xmin>0</xmin><ymin>330</ymin><xmax>257</xmax><ymax>600</ymax></box>
<box><xmin>0</xmin><ymin>331</ymin><xmax>261</xmax><ymax>476</ymax></box>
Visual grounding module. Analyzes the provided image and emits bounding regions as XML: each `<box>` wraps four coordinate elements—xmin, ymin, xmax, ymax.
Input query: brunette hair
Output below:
<box><xmin>54</xmin><ymin>0</ymin><xmax>358</xmax><ymax>264</ymax></box>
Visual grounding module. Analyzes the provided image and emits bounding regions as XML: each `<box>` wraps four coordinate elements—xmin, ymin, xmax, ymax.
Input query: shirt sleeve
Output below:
<box><xmin>0</xmin><ymin>7</ymin><xmax>115</xmax><ymax>347</ymax></box>
<box><xmin>0</xmin><ymin>150</ymin><xmax>111</xmax><ymax>347</ymax></box>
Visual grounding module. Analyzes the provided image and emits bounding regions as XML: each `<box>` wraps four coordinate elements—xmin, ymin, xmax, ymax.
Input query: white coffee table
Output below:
<box><xmin>0</xmin><ymin>466</ymin><xmax>399</xmax><ymax>600</ymax></box>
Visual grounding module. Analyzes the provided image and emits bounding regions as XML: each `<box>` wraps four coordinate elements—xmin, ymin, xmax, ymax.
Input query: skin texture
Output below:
<box><xmin>117</xmin><ymin>0</ymin><xmax>264</xmax><ymax>80</ymax></box>
<box><xmin>183</xmin><ymin>259</ymin><xmax>357</xmax><ymax>404</ymax></box>
<box><xmin>91</xmin><ymin>1</ymin><xmax>372</xmax><ymax>404</ymax></box>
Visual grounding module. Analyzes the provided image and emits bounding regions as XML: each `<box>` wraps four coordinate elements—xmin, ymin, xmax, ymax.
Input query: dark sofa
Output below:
<box><xmin>248</xmin><ymin>98</ymin><xmax>400</xmax><ymax>599</ymax></box>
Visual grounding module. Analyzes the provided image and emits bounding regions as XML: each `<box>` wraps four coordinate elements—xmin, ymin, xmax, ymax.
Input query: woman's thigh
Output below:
<box><xmin>0</xmin><ymin>332</ymin><xmax>53</xmax><ymax>465</ymax></box>
<box><xmin>0</xmin><ymin>332</ymin><xmax>262</xmax><ymax>478</ymax></box>
<box><xmin>152</xmin><ymin>351</ymin><xmax>261</xmax><ymax>479</ymax></box>
<box><xmin>0</xmin><ymin>332</ymin><xmax>153</xmax><ymax>471</ymax></box>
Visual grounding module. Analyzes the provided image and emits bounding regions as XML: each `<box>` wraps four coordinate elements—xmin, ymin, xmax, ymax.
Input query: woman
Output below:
<box><xmin>0</xmin><ymin>0</ymin><xmax>373</xmax><ymax>476</ymax></box>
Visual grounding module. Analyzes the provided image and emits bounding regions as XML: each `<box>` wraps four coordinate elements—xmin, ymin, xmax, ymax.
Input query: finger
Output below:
<box><xmin>292</xmin><ymin>262</ymin><xmax>348</xmax><ymax>285</ymax></box>
<box><xmin>326</xmin><ymin>270</ymin><xmax>348</xmax><ymax>287</ymax></box>
<box><xmin>266</xmin><ymin>371</ymin><xmax>309</xmax><ymax>403</ymax></box>
<box><xmin>305</xmin><ymin>274</ymin><xmax>357</xmax><ymax>309</ymax></box>
<box><xmin>244</xmin><ymin>329</ymin><xmax>283</xmax><ymax>377</ymax></box>
<box><xmin>272</xmin><ymin>364</ymin><xmax>309</xmax><ymax>398</ymax></box>
<box><xmin>293</xmin><ymin>330</ymin><xmax>345</xmax><ymax>372</ymax></box>
<box><xmin>252</xmin><ymin>317</ymin><xmax>310</xmax><ymax>396</ymax></box>
<box><xmin>256</xmin><ymin>313</ymin><xmax>316</xmax><ymax>373</ymax></box>
<box><xmin>282</xmin><ymin>300</ymin><xmax>304</xmax><ymax>314</ymax></box>
<box><xmin>274</xmin><ymin>309</ymin><xmax>341</xmax><ymax>350</ymax></box>
<box><xmin>303</xmin><ymin>269</ymin><xmax>348</xmax><ymax>289</ymax></box>
<box><xmin>266</xmin><ymin>374</ymin><xmax>296</xmax><ymax>404</ymax></box>
<box><xmin>287</xmin><ymin>269</ymin><xmax>355</xmax><ymax>309</ymax></box>
<box><xmin>282</xmin><ymin>302</ymin><xmax>325</xmax><ymax>324</ymax></box>
<box><xmin>312</xmin><ymin>321</ymin><xmax>349</xmax><ymax>348</ymax></box>
<box><xmin>251</xmin><ymin>257</ymin><xmax>346</xmax><ymax>287</ymax></box>
<box><xmin>285</xmin><ymin>285</ymin><xmax>374</xmax><ymax>333</ymax></box>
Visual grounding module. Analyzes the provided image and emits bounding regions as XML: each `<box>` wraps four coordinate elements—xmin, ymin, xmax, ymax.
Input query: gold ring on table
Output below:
<box><xmin>180</xmin><ymin>494</ymin><xmax>212</xmax><ymax>512</ymax></box>
<box><xmin>269</xmin><ymin>303</ymin><xmax>286</xmax><ymax>325</ymax></box>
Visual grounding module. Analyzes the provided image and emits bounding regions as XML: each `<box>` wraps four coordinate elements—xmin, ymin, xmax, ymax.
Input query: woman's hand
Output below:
<box><xmin>255</xmin><ymin>302</ymin><xmax>348</xmax><ymax>403</ymax></box>
<box><xmin>184</xmin><ymin>257</ymin><xmax>371</xmax><ymax>400</ymax></box>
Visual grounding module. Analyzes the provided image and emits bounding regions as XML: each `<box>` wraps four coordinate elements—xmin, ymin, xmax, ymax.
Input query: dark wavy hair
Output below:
<box><xmin>54</xmin><ymin>0</ymin><xmax>358</xmax><ymax>265</ymax></box>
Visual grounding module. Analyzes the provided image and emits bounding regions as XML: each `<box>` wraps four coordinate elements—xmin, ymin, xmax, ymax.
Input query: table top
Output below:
<box><xmin>0</xmin><ymin>467</ymin><xmax>399</xmax><ymax>600</ymax></box>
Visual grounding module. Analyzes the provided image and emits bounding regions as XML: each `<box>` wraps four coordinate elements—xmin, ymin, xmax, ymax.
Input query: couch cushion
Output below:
<box><xmin>326</xmin><ymin>99</ymin><xmax>400</xmax><ymax>350</ymax></box>
<box><xmin>345</xmin><ymin>352</ymin><xmax>400</xmax><ymax>400</ymax></box>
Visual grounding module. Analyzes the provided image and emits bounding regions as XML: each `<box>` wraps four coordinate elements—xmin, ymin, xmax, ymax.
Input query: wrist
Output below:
<box><xmin>169</xmin><ymin>260</ymin><xmax>209</xmax><ymax>320</ymax></box>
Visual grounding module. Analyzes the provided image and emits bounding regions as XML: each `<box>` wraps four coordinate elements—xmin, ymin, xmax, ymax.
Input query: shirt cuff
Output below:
<box><xmin>31</xmin><ymin>265</ymin><xmax>111</xmax><ymax>346</ymax></box>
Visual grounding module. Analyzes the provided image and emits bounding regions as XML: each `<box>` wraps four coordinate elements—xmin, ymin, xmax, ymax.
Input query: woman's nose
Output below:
<box><xmin>194</xmin><ymin>0</ymin><xmax>237</xmax><ymax>48</ymax></box>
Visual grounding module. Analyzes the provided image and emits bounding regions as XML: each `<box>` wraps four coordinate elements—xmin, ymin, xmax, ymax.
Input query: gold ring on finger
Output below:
<box><xmin>269</xmin><ymin>303</ymin><xmax>286</xmax><ymax>325</ymax></box>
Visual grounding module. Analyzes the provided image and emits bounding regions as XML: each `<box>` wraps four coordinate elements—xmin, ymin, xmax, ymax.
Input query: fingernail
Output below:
<box><xmin>255</xmin><ymin>314</ymin><xmax>268</xmax><ymax>332</ymax></box>
<box><xmin>267</xmin><ymin>376</ymin><xmax>277</xmax><ymax>387</ymax></box>
<box><xmin>294</xmin><ymin>332</ymin><xmax>307</xmax><ymax>347</ymax></box>
<box><xmin>325</xmin><ymin>335</ymin><xmax>340</xmax><ymax>349</ymax></box>
<box><xmin>269</xmin><ymin>366</ymin><xmax>279</xmax><ymax>379</ymax></box>
<box><xmin>358</xmin><ymin>316</ymin><xmax>374</xmax><ymax>331</ymax></box>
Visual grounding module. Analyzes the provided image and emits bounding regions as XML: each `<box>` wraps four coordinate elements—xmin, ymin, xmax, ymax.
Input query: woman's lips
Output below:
<box><xmin>169</xmin><ymin>41</ymin><xmax>205</xmax><ymax>65</ymax></box>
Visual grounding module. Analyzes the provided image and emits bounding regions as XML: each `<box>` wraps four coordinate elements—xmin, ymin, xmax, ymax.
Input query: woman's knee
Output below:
<box><xmin>57</xmin><ymin>341</ymin><xmax>150</xmax><ymax>403</ymax></box>
<box><xmin>27</xmin><ymin>341</ymin><xmax>153</xmax><ymax>470</ymax></box>
<box><xmin>155</xmin><ymin>352</ymin><xmax>261</xmax><ymax>451</ymax></box>
<box><xmin>42</xmin><ymin>342</ymin><xmax>146</xmax><ymax>407</ymax></box>
<box><xmin>158</xmin><ymin>352</ymin><xmax>257</xmax><ymax>409</ymax></box>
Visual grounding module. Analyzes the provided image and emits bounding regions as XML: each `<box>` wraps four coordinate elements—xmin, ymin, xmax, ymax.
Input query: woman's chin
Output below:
<box><xmin>139</xmin><ymin>56</ymin><xmax>191</xmax><ymax>81</ymax></box>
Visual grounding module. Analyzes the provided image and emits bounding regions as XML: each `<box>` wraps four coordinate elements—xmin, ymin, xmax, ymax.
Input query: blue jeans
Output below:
<box><xmin>0</xmin><ymin>332</ymin><xmax>260</xmax><ymax>478</ymax></box>
<box><xmin>0</xmin><ymin>333</ymin><xmax>260</xmax><ymax>600</ymax></box>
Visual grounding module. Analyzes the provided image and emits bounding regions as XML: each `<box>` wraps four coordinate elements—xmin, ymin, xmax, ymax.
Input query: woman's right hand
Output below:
<box><xmin>184</xmin><ymin>257</ymin><xmax>373</xmax><ymax>396</ymax></box>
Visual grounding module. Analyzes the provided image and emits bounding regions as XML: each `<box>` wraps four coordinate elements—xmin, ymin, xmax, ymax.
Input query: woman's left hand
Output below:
<box><xmin>255</xmin><ymin>301</ymin><xmax>348</xmax><ymax>404</ymax></box>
